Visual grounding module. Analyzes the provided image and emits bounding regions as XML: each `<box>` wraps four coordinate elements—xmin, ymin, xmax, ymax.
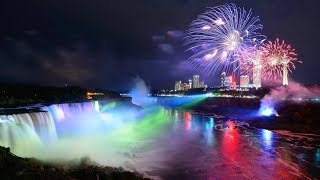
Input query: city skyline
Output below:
<box><xmin>174</xmin><ymin>75</ymin><xmax>207</xmax><ymax>91</ymax></box>
<box><xmin>0</xmin><ymin>0</ymin><xmax>319</xmax><ymax>91</ymax></box>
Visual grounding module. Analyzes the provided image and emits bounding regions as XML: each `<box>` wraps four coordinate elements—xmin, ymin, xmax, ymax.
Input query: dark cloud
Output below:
<box><xmin>38</xmin><ymin>48</ymin><xmax>95</xmax><ymax>83</ymax></box>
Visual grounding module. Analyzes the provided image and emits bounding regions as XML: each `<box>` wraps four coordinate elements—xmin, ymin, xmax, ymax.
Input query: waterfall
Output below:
<box><xmin>42</xmin><ymin>102</ymin><xmax>96</xmax><ymax>122</ymax></box>
<box><xmin>0</xmin><ymin>112</ymin><xmax>56</xmax><ymax>153</ymax></box>
<box><xmin>0</xmin><ymin>101</ymin><xmax>97</xmax><ymax>153</ymax></box>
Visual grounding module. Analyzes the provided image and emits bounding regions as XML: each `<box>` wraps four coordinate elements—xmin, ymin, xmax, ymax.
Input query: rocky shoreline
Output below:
<box><xmin>0</xmin><ymin>146</ymin><xmax>149</xmax><ymax>180</ymax></box>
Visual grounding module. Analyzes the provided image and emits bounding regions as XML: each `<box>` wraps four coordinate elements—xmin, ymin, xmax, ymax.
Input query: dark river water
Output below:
<box><xmin>135</xmin><ymin>108</ymin><xmax>320</xmax><ymax>179</ymax></box>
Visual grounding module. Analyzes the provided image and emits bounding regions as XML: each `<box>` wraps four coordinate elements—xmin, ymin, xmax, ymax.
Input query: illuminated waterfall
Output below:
<box><xmin>42</xmin><ymin>102</ymin><xmax>96</xmax><ymax>122</ymax></box>
<box><xmin>0</xmin><ymin>112</ymin><xmax>57</xmax><ymax>153</ymax></box>
<box><xmin>0</xmin><ymin>101</ymin><xmax>97</xmax><ymax>153</ymax></box>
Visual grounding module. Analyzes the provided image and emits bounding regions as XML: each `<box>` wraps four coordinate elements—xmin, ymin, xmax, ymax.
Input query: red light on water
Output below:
<box><xmin>184</xmin><ymin>112</ymin><xmax>191</xmax><ymax>130</ymax></box>
<box><xmin>226</xmin><ymin>120</ymin><xmax>235</xmax><ymax>131</ymax></box>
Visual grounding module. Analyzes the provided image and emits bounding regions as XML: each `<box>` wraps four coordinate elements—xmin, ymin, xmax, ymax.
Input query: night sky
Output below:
<box><xmin>0</xmin><ymin>0</ymin><xmax>319</xmax><ymax>90</ymax></box>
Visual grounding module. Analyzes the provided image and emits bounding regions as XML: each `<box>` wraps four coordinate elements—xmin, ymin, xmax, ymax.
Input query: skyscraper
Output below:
<box><xmin>193</xmin><ymin>75</ymin><xmax>200</xmax><ymax>88</ymax></box>
<box><xmin>252</xmin><ymin>66</ymin><xmax>262</xmax><ymax>89</ymax></box>
<box><xmin>181</xmin><ymin>83</ymin><xmax>191</xmax><ymax>91</ymax></box>
<box><xmin>283</xmin><ymin>64</ymin><xmax>288</xmax><ymax>85</ymax></box>
<box><xmin>189</xmin><ymin>79</ymin><xmax>192</xmax><ymax>89</ymax></box>
<box><xmin>175</xmin><ymin>81</ymin><xmax>182</xmax><ymax>91</ymax></box>
<box><xmin>221</xmin><ymin>72</ymin><xmax>226</xmax><ymax>87</ymax></box>
<box><xmin>226</xmin><ymin>76</ymin><xmax>233</xmax><ymax>87</ymax></box>
<box><xmin>240</xmin><ymin>75</ymin><xmax>249</xmax><ymax>88</ymax></box>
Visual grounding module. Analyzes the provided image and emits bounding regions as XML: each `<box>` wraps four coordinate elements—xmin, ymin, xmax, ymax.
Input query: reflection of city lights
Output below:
<box><xmin>205</xmin><ymin>118</ymin><xmax>215</xmax><ymax>130</ymax></box>
<box><xmin>315</xmin><ymin>148</ymin><xmax>320</xmax><ymax>163</ymax></box>
<box><xmin>262</xmin><ymin>129</ymin><xmax>272</xmax><ymax>147</ymax></box>
<box><xmin>226</xmin><ymin>120</ymin><xmax>235</xmax><ymax>131</ymax></box>
<box><xmin>184</xmin><ymin>112</ymin><xmax>192</xmax><ymax>130</ymax></box>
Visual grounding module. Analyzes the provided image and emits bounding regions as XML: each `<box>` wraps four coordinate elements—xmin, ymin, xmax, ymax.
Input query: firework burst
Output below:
<box><xmin>185</xmin><ymin>3</ymin><xmax>265</xmax><ymax>75</ymax></box>
<box><xmin>261</xmin><ymin>38</ymin><xmax>300</xmax><ymax>80</ymax></box>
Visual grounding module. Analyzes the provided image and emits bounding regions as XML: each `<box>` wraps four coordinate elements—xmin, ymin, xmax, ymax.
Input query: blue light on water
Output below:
<box><xmin>315</xmin><ymin>148</ymin><xmax>320</xmax><ymax>164</ymax></box>
<box><xmin>205</xmin><ymin>118</ymin><xmax>215</xmax><ymax>130</ymax></box>
<box><xmin>262</xmin><ymin>129</ymin><xmax>272</xmax><ymax>141</ymax></box>
<box><xmin>262</xmin><ymin>129</ymin><xmax>273</xmax><ymax>148</ymax></box>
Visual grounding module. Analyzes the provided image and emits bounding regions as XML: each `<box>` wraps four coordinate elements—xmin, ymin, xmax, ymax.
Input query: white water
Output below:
<box><xmin>0</xmin><ymin>102</ymin><xmax>96</xmax><ymax>154</ymax></box>
<box><xmin>0</xmin><ymin>112</ymin><xmax>56</xmax><ymax>153</ymax></box>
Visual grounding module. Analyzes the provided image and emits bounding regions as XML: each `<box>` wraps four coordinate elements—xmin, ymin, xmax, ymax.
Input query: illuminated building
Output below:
<box><xmin>252</xmin><ymin>66</ymin><xmax>262</xmax><ymax>89</ymax></box>
<box><xmin>226</xmin><ymin>76</ymin><xmax>233</xmax><ymax>87</ymax></box>
<box><xmin>181</xmin><ymin>83</ymin><xmax>191</xmax><ymax>91</ymax></box>
<box><xmin>240</xmin><ymin>75</ymin><xmax>249</xmax><ymax>88</ymax></box>
<box><xmin>86</xmin><ymin>92</ymin><xmax>104</xmax><ymax>100</ymax></box>
<box><xmin>193</xmin><ymin>75</ymin><xmax>200</xmax><ymax>88</ymax></box>
<box><xmin>221</xmin><ymin>72</ymin><xmax>226</xmax><ymax>87</ymax></box>
<box><xmin>283</xmin><ymin>64</ymin><xmax>288</xmax><ymax>86</ymax></box>
<box><xmin>175</xmin><ymin>81</ymin><xmax>182</xmax><ymax>91</ymax></box>
<box><xmin>230</xmin><ymin>81</ymin><xmax>237</xmax><ymax>89</ymax></box>
<box><xmin>199</xmin><ymin>81</ymin><xmax>207</xmax><ymax>88</ymax></box>
<box><xmin>189</xmin><ymin>79</ymin><xmax>192</xmax><ymax>89</ymax></box>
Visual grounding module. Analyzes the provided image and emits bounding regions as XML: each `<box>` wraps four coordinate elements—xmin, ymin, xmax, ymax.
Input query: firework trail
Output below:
<box><xmin>185</xmin><ymin>3</ymin><xmax>265</xmax><ymax>75</ymax></box>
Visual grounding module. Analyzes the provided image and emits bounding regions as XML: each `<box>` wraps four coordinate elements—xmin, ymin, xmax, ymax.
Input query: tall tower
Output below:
<box><xmin>283</xmin><ymin>64</ymin><xmax>288</xmax><ymax>85</ymax></box>
<box><xmin>240</xmin><ymin>75</ymin><xmax>249</xmax><ymax>88</ymax></box>
<box><xmin>221</xmin><ymin>72</ymin><xmax>226</xmax><ymax>87</ymax></box>
<box><xmin>189</xmin><ymin>79</ymin><xmax>192</xmax><ymax>89</ymax></box>
<box><xmin>193</xmin><ymin>75</ymin><xmax>200</xmax><ymax>88</ymax></box>
<box><xmin>175</xmin><ymin>81</ymin><xmax>182</xmax><ymax>91</ymax></box>
<box><xmin>252</xmin><ymin>65</ymin><xmax>262</xmax><ymax>89</ymax></box>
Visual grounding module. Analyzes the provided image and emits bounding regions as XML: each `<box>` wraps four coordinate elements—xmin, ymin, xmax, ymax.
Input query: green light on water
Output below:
<box><xmin>180</xmin><ymin>96</ymin><xmax>207</xmax><ymax>109</ymax></box>
<box><xmin>101</xmin><ymin>102</ymin><xmax>117</xmax><ymax>112</ymax></box>
<box><xmin>106</xmin><ymin>106</ymin><xmax>170</xmax><ymax>147</ymax></box>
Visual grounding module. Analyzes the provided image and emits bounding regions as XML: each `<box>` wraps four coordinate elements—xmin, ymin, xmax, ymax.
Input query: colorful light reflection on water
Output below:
<box><xmin>146</xmin><ymin>109</ymin><xmax>319</xmax><ymax>179</ymax></box>
<box><xmin>3</xmin><ymin>101</ymin><xmax>319</xmax><ymax>179</ymax></box>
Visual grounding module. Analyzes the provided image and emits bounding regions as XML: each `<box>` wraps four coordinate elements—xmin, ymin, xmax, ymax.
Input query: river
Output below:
<box><xmin>0</xmin><ymin>101</ymin><xmax>319</xmax><ymax>179</ymax></box>
<box><xmin>130</xmin><ymin>108</ymin><xmax>320</xmax><ymax>179</ymax></box>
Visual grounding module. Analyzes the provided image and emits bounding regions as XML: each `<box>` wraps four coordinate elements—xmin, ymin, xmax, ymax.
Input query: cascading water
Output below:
<box><xmin>0</xmin><ymin>112</ymin><xmax>57</xmax><ymax>153</ymax></box>
<box><xmin>0</xmin><ymin>101</ymin><xmax>97</xmax><ymax>154</ymax></box>
<box><xmin>43</xmin><ymin>102</ymin><xmax>96</xmax><ymax>122</ymax></box>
